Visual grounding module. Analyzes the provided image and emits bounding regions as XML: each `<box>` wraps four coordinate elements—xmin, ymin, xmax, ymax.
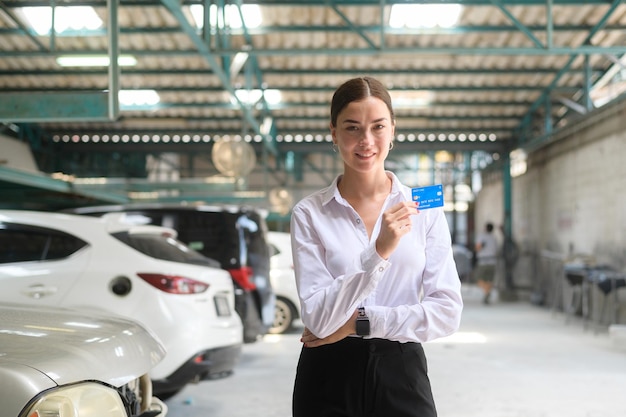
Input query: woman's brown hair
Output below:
<box><xmin>330</xmin><ymin>77</ymin><xmax>395</xmax><ymax>127</ymax></box>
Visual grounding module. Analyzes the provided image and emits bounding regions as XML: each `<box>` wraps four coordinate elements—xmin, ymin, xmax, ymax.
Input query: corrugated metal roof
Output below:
<box><xmin>0</xmin><ymin>1</ymin><xmax>625</xmax><ymax>209</ymax></box>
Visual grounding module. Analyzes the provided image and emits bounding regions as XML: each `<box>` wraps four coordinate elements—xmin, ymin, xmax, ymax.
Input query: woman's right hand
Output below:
<box><xmin>376</xmin><ymin>201</ymin><xmax>419</xmax><ymax>259</ymax></box>
<box><xmin>300</xmin><ymin>310</ymin><xmax>359</xmax><ymax>348</ymax></box>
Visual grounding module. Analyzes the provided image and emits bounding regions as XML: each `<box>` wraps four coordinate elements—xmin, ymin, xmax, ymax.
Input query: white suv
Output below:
<box><xmin>0</xmin><ymin>210</ymin><xmax>243</xmax><ymax>399</ymax></box>
<box><xmin>268</xmin><ymin>231</ymin><xmax>301</xmax><ymax>334</ymax></box>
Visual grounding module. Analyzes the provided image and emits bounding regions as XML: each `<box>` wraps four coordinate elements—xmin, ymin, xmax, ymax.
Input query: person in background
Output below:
<box><xmin>474</xmin><ymin>222</ymin><xmax>499</xmax><ymax>304</ymax></box>
<box><xmin>290</xmin><ymin>76</ymin><xmax>463</xmax><ymax>417</ymax></box>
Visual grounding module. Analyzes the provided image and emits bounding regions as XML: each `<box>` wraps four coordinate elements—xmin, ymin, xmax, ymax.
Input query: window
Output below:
<box><xmin>111</xmin><ymin>231</ymin><xmax>219</xmax><ymax>267</ymax></box>
<box><xmin>0</xmin><ymin>223</ymin><xmax>87</xmax><ymax>263</ymax></box>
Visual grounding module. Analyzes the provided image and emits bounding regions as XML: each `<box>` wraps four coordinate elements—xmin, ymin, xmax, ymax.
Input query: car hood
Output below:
<box><xmin>0</xmin><ymin>303</ymin><xmax>166</xmax><ymax>388</ymax></box>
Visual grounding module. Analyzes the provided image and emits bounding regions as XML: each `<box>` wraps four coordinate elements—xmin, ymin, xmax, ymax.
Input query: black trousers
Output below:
<box><xmin>292</xmin><ymin>337</ymin><xmax>437</xmax><ymax>417</ymax></box>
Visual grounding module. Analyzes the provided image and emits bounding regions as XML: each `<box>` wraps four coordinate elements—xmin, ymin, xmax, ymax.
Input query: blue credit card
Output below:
<box><xmin>411</xmin><ymin>184</ymin><xmax>444</xmax><ymax>209</ymax></box>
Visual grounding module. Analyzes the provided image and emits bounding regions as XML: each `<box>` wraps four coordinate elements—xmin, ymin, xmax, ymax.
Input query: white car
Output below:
<box><xmin>267</xmin><ymin>231</ymin><xmax>301</xmax><ymax>334</ymax></box>
<box><xmin>452</xmin><ymin>243</ymin><xmax>474</xmax><ymax>282</ymax></box>
<box><xmin>1</xmin><ymin>302</ymin><xmax>167</xmax><ymax>417</ymax></box>
<box><xmin>0</xmin><ymin>210</ymin><xmax>243</xmax><ymax>399</ymax></box>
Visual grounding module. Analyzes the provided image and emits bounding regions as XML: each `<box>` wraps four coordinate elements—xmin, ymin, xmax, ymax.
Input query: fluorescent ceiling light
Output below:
<box><xmin>231</xmin><ymin>89</ymin><xmax>281</xmax><ymax>106</ymax></box>
<box><xmin>230</xmin><ymin>51</ymin><xmax>250</xmax><ymax>79</ymax></box>
<box><xmin>390</xmin><ymin>90</ymin><xmax>434</xmax><ymax>108</ymax></box>
<box><xmin>510</xmin><ymin>149</ymin><xmax>528</xmax><ymax>178</ymax></box>
<box><xmin>119</xmin><ymin>90</ymin><xmax>160</xmax><ymax>106</ymax></box>
<box><xmin>389</xmin><ymin>4</ymin><xmax>463</xmax><ymax>29</ymax></box>
<box><xmin>18</xmin><ymin>6</ymin><xmax>103</xmax><ymax>35</ymax></box>
<box><xmin>260</xmin><ymin>117</ymin><xmax>274</xmax><ymax>135</ymax></box>
<box><xmin>56</xmin><ymin>55</ymin><xmax>137</xmax><ymax>67</ymax></box>
<box><xmin>190</xmin><ymin>4</ymin><xmax>262</xmax><ymax>29</ymax></box>
<box><xmin>590</xmin><ymin>55</ymin><xmax>626</xmax><ymax>108</ymax></box>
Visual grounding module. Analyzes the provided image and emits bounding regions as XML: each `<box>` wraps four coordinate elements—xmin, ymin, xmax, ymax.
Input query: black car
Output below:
<box><xmin>67</xmin><ymin>203</ymin><xmax>275</xmax><ymax>343</ymax></box>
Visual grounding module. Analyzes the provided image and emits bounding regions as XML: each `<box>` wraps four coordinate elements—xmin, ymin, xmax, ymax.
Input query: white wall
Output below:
<box><xmin>0</xmin><ymin>135</ymin><xmax>39</xmax><ymax>173</ymax></box>
<box><xmin>475</xmin><ymin>96</ymin><xmax>626</xmax><ymax>319</ymax></box>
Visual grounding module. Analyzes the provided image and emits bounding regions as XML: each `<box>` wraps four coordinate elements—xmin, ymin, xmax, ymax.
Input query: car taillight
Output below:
<box><xmin>137</xmin><ymin>273</ymin><xmax>209</xmax><ymax>294</ymax></box>
<box><xmin>228</xmin><ymin>266</ymin><xmax>256</xmax><ymax>291</ymax></box>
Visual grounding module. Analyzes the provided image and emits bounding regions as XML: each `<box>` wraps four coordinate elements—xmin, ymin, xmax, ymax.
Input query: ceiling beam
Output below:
<box><xmin>0</xmin><ymin>92</ymin><xmax>113</xmax><ymax>122</ymax></box>
<box><xmin>0</xmin><ymin>0</ymin><xmax>616</xmax><ymax>6</ymax></box>
<box><xmin>3</xmin><ymin>45</ymin><xmax>626</xmax><ymax>59</ymax></box>
<box><xmin>5</xmin><ymin>23</ymin><xmax>626</xmax><ymax>37</ymax></box>
<box><xmin>158</xmin><ymin>0</ymin><xmax>276</xmax><ymax>155</ymax></box>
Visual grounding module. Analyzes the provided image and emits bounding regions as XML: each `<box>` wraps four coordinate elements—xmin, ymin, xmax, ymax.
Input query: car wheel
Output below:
<box><xmin>269</xmin><ymin>297</ymin><xmax>295</xmax><ymax>334</ymax></box>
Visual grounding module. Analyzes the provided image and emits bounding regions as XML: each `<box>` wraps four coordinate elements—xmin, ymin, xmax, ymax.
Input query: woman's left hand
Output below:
<box><xmin>300</xmin><ymin>310</ymin><xmax>359</xmax><ymax>348</ymax></box>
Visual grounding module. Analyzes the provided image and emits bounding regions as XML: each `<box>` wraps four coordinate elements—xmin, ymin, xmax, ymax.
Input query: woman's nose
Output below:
<box><xmin>359</xmin><ymin>131</ymin><xmax>374</xmax><ymax>146</ymax></box>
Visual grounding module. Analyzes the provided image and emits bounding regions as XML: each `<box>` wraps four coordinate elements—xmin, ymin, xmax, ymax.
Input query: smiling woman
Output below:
<box><xmin>290</xmin><ymin>77</ymin><xmax>463</xmax><ymax>417</ymax></box>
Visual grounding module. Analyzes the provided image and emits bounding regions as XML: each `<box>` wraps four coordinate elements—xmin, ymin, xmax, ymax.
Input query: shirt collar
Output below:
<box><xmin>321</xmin><ymin>171</ymin><xmax>404</xmax><ymax>207</ymax></box>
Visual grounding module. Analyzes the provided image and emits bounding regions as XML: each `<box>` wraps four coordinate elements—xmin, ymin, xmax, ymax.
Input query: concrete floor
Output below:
<box><xmin>164</xmin><ymin>284</ymin><xmax>626</xmax><ymax>417</ymax></box>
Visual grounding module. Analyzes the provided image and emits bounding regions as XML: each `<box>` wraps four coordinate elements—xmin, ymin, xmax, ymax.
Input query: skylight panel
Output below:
<box><xmin>56</xmin><ymin>55</ymin><xmax>137</xmax><ymax>67</ymax></box>
<box><xmin>18</xmin><ymin>6</ymin><xmax>103</xmax><ymax>35</ymax></box>
<box><xmin>389</xmin><ymin>4</ymin><xmax>463</xmax><ymax>29</ymax></box>
<box><xmin>119</xmin><ymin>90</ymin><xmax>160</xmax><ymax>106</ymax></box>
<box><xmin>231</xmin><ymin>89</ymin><xmax>282</xmax><ymax>106</ymax></box>
<box><xmin>190</xmin><ymin>4</ymin><xmax>262</xmax><ymax>29</ymax></box>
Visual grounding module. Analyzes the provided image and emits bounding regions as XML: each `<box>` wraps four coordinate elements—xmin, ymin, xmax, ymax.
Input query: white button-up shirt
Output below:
<box><xmin>290</xmin><ymin>172</ymin><xmax>463</xmax><ymax>343</ymax></box>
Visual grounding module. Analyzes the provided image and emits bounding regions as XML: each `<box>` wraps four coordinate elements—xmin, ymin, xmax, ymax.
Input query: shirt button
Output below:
<box><xmin>356</xmin><ymin>218</ymin><xmax>361</xmax><ymax>224</ymax></box>
<box><xmin>378</xmin><ymin>267</ymin><xmax>384</xmax><ymax>272</ymax></box>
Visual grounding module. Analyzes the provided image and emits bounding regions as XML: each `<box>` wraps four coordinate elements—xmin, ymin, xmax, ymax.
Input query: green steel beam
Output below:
<box><xmin>107</xmin><ymin>0</ymin><xmax>120</xmax><ymax>120</ymax></box>
<box><xmin>0</xmin><ymin>67</ymin><xmax>607</xmax><ymax>76</ymax></box>
<box><xmin>159</xmin><ymin>0</ymin><xmax>277</xmax><ymax>156</ymax></box>
<box><xmin>0</xmin><ymin>85</ymin><xmax>582</xmax><ymax>95</ymax></box>
<box><xmin>0</xmin><ymin>96</ymin><xmax>566</xmax><ymax>113</ymax></box>
<box><xmin>0</xmin><ymin>1</ymin><xmax>617</xmax><ymax>6</ymax></box>
<box><xmin>514</xmin><ymin>0</ymin><xmax>623</xmax><ymax>147</ymax></box>
<box><xmin>326</xmin><ymin>0</ymin><xmax>378</xmax><ymax>49</ymax></box>
<box><xmin>489</xmin><ymin>0</ymin><xmax>544</xmax><ymax>48</ymax></box>
<box><xmin>0</xmin><ymin>0</ymin><xmax>122</xmax><ymax>123</ymax></box>
<box><xmin>501</xmin><ymin>153</ymin><xmax>515</xmax><ymax>294</ymax></box>
<box><xmin>0</xmin><ymin>1</ymin><xmax>48</xmax><ymax>51</ymax></box>
<box><xmin>0</xmin><ymin>165</ymin><xmax>68</xmax><ymax>193</ymax></box>
<box><xmin>0</xmin><ymin>92</ymin><xmax>113</xmax><ymax>122</ymax></box>
<box><xmin>233</xmin><ymin>0</ymin><xmax>276</xmax><ymax>151</ymax></box>
<box><xmin>4</xmin><ymin>23</ymin><xmax>626</xmax><ymax>37</ymax></box>
<box><xmin>3</xmin><ymin>45</ymin><xmax>626</xmax><ymax>58</ymax></box>
<box><xmin>0</xmin><ymin>165</ymin><xmax>129</xmax><ymax>203</ymax></box>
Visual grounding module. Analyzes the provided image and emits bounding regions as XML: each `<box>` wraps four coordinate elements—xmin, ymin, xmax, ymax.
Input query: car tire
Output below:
<box><xmin>269</xmin><ymin>297</ymin><xmax>295</xmax><ymax>334</ymax></box>
<box><xmin>154</xmin><ymin>387</ymin><xmax>181</xmax><ymax>401</ymax></box>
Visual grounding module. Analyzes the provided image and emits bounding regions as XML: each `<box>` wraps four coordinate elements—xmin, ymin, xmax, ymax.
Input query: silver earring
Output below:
<box><xmin>332</xmin><ymin>143</ymin><xmax>338</xmax><ymax>153</ymax></box>
<box><xmin>389</xmin><ymin>141</ymin><xmax>394</xmax><ymax>150</ymax></box>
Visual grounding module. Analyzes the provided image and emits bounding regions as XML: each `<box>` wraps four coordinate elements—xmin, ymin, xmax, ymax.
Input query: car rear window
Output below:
<box><xmin>110</xmin><ymin>209</ymin><xmax>269</xmax><ymax>270</ymax></box>
<box><xmin>111</xmin><ymin>231</ymin><xmax>220</xmax><ymax>267</ymax></box>
<box><xmin>0</xmin><ymin>223</ymin><xmax>87</xmax><ymax>263</ymax></box>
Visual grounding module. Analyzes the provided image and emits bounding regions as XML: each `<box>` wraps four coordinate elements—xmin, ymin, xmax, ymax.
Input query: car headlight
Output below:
<box><xmin>20</xmin><ymin>382</ymin><xmax>127</xmax><ymax>417</ymax></box>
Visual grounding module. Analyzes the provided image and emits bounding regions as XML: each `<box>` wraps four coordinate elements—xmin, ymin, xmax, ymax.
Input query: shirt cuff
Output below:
<box><xmin>360</xmin><ymin>243</ymin><xmax>391</xmax><ymax>275</ymax></box>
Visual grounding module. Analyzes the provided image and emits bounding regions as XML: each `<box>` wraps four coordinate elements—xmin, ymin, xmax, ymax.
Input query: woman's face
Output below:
<box><xmin>331</xmin><ymin>96</ymin><xmax>395</xmax><ymax>174</ymax></box>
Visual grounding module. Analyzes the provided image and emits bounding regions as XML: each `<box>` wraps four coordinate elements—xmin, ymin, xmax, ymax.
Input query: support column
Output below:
<box><xmin>500</xmin><ymin>153</ymin><xmax>519</xmax><ymax>301</ymax></box>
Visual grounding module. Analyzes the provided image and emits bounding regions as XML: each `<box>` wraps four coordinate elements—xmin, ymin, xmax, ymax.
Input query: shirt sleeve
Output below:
<box><xmin>367</xmin><ymin>208</ymin><xmax>463</xmax><ymax>343</ymax></box>
<box><xmin>290</xmin><ymin>203</ymin><xmax>391</xmax><ymax>339</ymax></box>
